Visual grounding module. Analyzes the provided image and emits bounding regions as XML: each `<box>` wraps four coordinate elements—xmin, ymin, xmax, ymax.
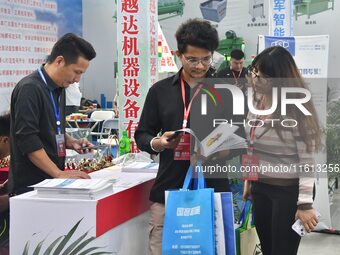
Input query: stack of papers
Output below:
<box><xmin>122</xmin><ymin>162</ymin><xmax>159</xmax><ymax>173</ymax></box>
<box><xmin>89</xmin><ymin>169</ymin><xmax>119</xmax><ymax>183</ymax></box>
<box><xmin>30</xmin><ymin>179</ymin><xmax>113</xmax><ymax>200</ymax></box>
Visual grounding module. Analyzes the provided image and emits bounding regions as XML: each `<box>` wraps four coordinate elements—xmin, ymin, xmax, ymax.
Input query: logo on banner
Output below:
<box><xmin>201</xmin><ymin>85</ymin><xmax>311</xmax><ymax>116</ymax></box>
<box><xmin>264</xmin><ymin>36</ymin><xmax>296</xmax><ymax>56</ymax></box>
<box><xmin>199</xmin><ymin>84</ymin><xmax>312</xmax><ymax>128</ymax></box>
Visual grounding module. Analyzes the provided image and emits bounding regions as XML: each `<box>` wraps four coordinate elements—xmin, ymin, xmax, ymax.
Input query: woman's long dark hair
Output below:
<box><xmin>252</xmin><ymin>46</ymin><xmax>321</xmax><ymax>152</ymax></box>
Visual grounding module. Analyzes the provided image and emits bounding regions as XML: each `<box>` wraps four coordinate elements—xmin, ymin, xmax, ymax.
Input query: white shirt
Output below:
<box><xmin>66</xmin><ymin>82</ymin><xmax>82</xmax><ymax>106</ymax></box>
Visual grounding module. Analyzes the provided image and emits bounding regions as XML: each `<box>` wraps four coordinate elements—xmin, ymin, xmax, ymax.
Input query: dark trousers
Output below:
<box><xmin>0</xmin><ymin>210</ymin><xmax>9</xmax><ymax>251</ymax></box>
<box><xmin>251</xmin><ymin>182</ymin><xmax>301</xmax><ymax>255</ymax></box>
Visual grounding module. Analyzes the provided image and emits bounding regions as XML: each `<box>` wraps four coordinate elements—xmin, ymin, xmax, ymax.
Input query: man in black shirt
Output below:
<box><xmin>9</xmin><ymin>33</ymin><xmax>96</xmax><ymax>195</ymax></box>
<box><xmin>216</xmin><ymin>49</ymin><xmax>249</xmax><ymax>116</ymax></box>
<box><xmin>0</xmin><ymin>113</ymin><xmax>10</xmax><ymax>253</ymax></box>
<box><xmin>135</xmin><ymin>19</ymin><xmax>244</xmax><ymax>255</ymax></box>
<box><xmin>216</xmin><ymin>49</ymin><xmax>247</xmax><ymax>92</ymax></box>
<box><xmin>0</xmin><ymin>113</ymin><xmax>10</xmax><ymax>167</ymax></box>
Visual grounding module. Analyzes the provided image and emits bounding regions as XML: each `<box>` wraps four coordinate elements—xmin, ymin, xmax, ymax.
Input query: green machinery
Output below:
<box><xmin>294</xmin><ymin>0</ymin><xmax>334</xmax><ymax>20</ymax></box>
<box><xmin>158</xmin><ymin>0</ymin><xmax>185</xmax><ymax>21</ymax></box>
<box><xmin>216</xmin><ymin>30</ymin><xmax>245</xmax><ymax>71</ymax></box>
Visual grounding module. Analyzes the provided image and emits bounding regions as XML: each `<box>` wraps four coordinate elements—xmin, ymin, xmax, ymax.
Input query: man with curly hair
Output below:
<box><xmin>135</xmin><ymin>19</ymin><xmax>237</xmax><ymax>255</ymax></box>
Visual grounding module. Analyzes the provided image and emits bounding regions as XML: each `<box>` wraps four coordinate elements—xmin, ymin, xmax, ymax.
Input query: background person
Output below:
<box><xmin>216</xmin><ymin>49</ymin><xmax>247</xmax><ymax>91</ymax></box>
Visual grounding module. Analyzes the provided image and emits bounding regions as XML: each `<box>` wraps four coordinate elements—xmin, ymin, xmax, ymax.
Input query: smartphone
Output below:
<box><xmin>292</xmin><ymin>211</ymin><xmax>321</xmax><ymax>236</ymax></box>
<box><xmin>80</xmin><ymin>145</ymin><xmax>101</xmax><ymax>151</ymax></box>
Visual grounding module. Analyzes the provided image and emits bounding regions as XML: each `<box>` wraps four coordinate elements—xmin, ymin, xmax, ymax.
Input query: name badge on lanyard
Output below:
<box><xmin>38</xmin><ymin>68</ymin><xmax>66</xmax><ymax>157</ymax></box>
<box><xmin>174</xmin><ymin>79</ymin><xmax>202</xmax><ymax>161</ymax></box>
<box><xmin>231</xmin><ymin>69</ymin><xmax>242</xmax><ymax>85</ymax></box>
<box><xmin>241</xmin><ymin>96</ymin><xmax>267</xmax><ymax>180</ymax></box>
<box><xmin>241</xmin><ymin>153</ymin><xmax>260</xmax><ymax>181</ymax></box>
<box><xmin>174</xmin><ymin>134</ymin><xmax>191</xmax><ymax>161</ymax></box>
<box><xmin>56</xmin><ymin>133</ymin><xmax>66</xmax><ymax>157</ymax></box>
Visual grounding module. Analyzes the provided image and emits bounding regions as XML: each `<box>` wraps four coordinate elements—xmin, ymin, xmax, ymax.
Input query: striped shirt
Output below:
<box><xmin>246</xmin><ymin>112</ymin><xmax>315</xmax><ymax>205</ymax></box>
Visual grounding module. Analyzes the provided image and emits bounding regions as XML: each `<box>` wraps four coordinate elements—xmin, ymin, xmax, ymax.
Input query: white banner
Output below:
<box><xmin>258</xmin><ymin>35</ymin><xmax>332</xmax><ymax>228</ymax></box>
<box><xmin>117</xmin><ymin>0</ymin><xmax>158</xmax><ymax>153</ymax></box>
<box><xmin>268</xmin><ymin>0</ymin><xmax>294</xmax><ymax>36</ymax></box>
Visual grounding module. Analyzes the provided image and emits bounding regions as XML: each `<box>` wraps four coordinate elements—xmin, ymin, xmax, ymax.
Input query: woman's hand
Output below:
<box><xmin>295</xmin><ymin>208</ymin><xmax>319</xmax><ymax>233</ymax></box>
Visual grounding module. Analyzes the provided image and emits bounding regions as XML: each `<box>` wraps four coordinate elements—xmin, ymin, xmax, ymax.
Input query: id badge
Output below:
<box><xmin>56</xmin><ymin>134</ymin><xmax>66</xmax><ymax>157</ymax></box>
<box><xmin>241</xmin><ymin>153</ymin><xmax>259</xmax><ymax>181</ymax></box>
<box><xmin>174</xmin><ymin>134</ymin><xmax>191</xmax><ymax>161</ymax></box>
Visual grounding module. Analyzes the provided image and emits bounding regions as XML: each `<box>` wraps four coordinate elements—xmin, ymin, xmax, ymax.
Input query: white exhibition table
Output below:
<box><xmin>10</xmin><ymin>166</ymin><xmax>156</xmax><ymax>255</ymax></box>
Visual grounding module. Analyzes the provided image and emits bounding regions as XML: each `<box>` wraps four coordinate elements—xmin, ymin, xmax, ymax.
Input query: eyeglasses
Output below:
<box><xmin>182</xmin><ymin>55</ymin><xmax>213</xmax><ymax>66</ymax></box>
<box><xmin>246</xmin><ymin>66</ymin><xmax>257</xmax><ymax>77</ymax></box>
<box><xmin>246</xmin><ymin>66</ymin><xmax>269</xmax><ymax>84</ymax></box>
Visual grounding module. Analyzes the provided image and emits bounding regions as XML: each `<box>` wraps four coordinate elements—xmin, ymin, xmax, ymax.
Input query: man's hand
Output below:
<box><xmin>159</xmin><ymin>131</ymin><xmax>182</xmax><ymax>150</ymax></box>
<box><xmin>28</xmin><ymin>148</ymin><xmax>90</xmax><ymax>179</ymax></box>
<box><xmin>70</xmin><ymin>138</ymin><xmax>94</xmax><ymax>154</ymax></box>
<box><xmin>295</xmin><ymin>208</ymin><xmax>318</xmax><ymax>233</ymax></box>
<box><xmin>56</xmin><ymin>170</ymin><xmax>90</xmax><ymax>179</ymax></box>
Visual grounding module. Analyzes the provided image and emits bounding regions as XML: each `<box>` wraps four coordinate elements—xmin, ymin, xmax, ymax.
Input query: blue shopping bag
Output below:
<box><xmin>215</xmin><ymin>192</ymin><xmax>236</xmax><ymax>255</ymax></box>
<box><xmin>162</xmin><ymin>161</ymin><xmax>215</xmax><ymax>255</ymax></box>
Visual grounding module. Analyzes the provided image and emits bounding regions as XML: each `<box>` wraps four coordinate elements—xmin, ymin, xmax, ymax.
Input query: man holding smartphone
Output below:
<box><xmin>9</xmin><ymin>33</ymin><xmax>96</xmax><ymax>196</ymax></box>
<box><xmin>135</xmin><ymin>19</ymin><xmax>229</xmax><ymax>255</ymax></box>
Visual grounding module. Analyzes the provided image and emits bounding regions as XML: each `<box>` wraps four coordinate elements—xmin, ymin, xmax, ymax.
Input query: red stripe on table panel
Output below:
<box><xmin>0</xmin><ymin>167</ymin><xmax>9</xmax><ymax>184</ymax></box>
<box><xmin>96</xmin><ymin>179</ymin><xmax>154</xmax><ymax>237</ymax></box>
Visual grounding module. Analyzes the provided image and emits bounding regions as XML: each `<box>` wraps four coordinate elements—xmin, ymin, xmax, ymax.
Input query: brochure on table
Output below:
<box><xmin>30</xmin><ymin>179</ymin><xmax>114</xmax><ymax>200</ymax></box>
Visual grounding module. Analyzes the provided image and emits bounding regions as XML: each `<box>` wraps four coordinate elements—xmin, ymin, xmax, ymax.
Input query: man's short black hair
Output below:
<box><xmin>230</xmin><ymin>49</ymin><xmax>244</xmax><ymax>60</ymax></box>
<box><xmin>0</xmin><ymin>113</ymin><xmax>10</xmax><ymax>137</ymax></box>
<box><xmin>46</xmin><ymin>33</ymin><xmax>96</xmax><ymax>65</ymax></box>
<box><xmin>175</xmin><ymin>18</ymin><xmax>219</xmax><ymax>54</ymax></box>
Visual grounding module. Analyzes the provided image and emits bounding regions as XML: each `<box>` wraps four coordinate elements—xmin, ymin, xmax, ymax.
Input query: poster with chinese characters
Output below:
<box><xmin>268</xmin><ymin>0</ymin><xmax>294</xmax><ymax>36</ymax></box>
<box><xmin>117</xmin><ymin>0</ymin><xmax>158</xmax><ymax>153</ymax></box>
<box><xmin>0</xmin><ymin>0</ymin><xmax>83</xmax><ymax>114</ymax></box>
